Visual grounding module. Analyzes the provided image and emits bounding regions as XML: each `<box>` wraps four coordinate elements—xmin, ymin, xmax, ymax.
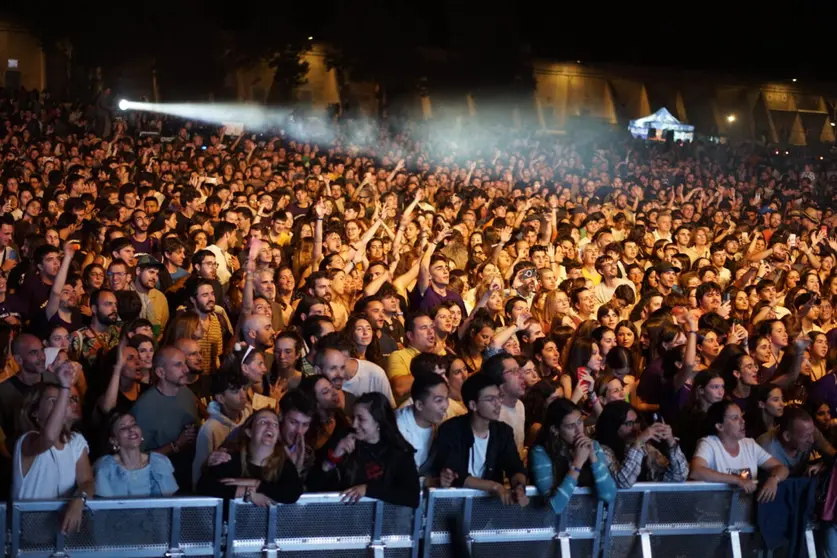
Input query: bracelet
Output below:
<box><xmin>570</xmin><ymin>465</ymin><xmax>583</xmax><ymax>474</ymax></box>
<box><xmin>58</xmin><ymin>385</ymin><xmax>70</xmax><ymax>390</ymax></box>
<box><xmin>170</xmin><ymin>442</ymin><xmax>179</xmax><ymax>453</ymax></box>
<box><xmin>687</xmin><ymin>331</ymin><xmax>698</xmax><ymax>336</ymax></box>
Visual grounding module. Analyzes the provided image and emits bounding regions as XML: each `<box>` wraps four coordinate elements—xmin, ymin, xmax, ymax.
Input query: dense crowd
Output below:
<box><xmin>2</xmin><ymin>87</ymin><xmax>837</xmax><ymax>550</ymax></box>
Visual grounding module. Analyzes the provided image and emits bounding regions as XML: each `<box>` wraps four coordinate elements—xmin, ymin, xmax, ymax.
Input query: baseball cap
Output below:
<box><xmin>136</xmin><ymin>254</ymin><xmax>165</xmax><ymax>270</ymax></box>
<box><xmin>655</xmin><ymin>262</ymin><xmax>681</xmax><ymax>274</ymax></box>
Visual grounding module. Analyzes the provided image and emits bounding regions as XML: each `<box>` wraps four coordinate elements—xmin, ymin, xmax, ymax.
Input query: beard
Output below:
<box><xmin>97</xmin><ymin>310</ymin><xmax>119</xmax><ymax>326</ymax></box>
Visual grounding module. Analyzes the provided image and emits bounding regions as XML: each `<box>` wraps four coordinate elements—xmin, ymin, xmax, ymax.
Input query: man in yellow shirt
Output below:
<box><xmin>387</xmin><ymin>312</ymin><xmax>437</xmax><ymax>404</ymax></box>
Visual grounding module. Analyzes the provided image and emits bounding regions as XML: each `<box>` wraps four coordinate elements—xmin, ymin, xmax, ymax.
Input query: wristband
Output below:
<box><xmin>58</xmin><ymin>385</ymin><xmax>70</xmax><ymax>390</ymax></box>
<box><xmin>327</xmin><ymin>448</ymin><xmax>345</xmax><ymax>464</ymax></box>
<box><xmin>170</xmin><ymin>442</ymin><xmax>179</xmax><ymax>453</ymax></box>
<box><xmin>570</xmin><ymin>465</ymin><xmax>583</xmax><ymax>474</ymax></box>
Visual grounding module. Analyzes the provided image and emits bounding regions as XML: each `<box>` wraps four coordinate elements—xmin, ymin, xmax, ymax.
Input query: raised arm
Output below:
<box><xmin>99</xmin><ymin>340</ymin><xmax>127</xmax><ymax>414</ymax></box>
<box><xmin>46</xmin><ymin>242</ymin><xmax>78</xmax><ymax>321</ymax></box>
<box><xmin>672</xmin><ymin>312</ymin><xmax>699</xmax><ymax>392</ymax></box>
<box><xmin>417</xmin><ymin>227</ymin><xmax>450</xmax><ymax>296</ymax></box>
<box><xmin>22</xmin><ymin>363</ymin><xmax>74</xmax><ymax>458</ymax></box>
<box><xmin>310</xmin><ymin>199</ymin><xmax>326</xmax><ymax>271</ymax></box>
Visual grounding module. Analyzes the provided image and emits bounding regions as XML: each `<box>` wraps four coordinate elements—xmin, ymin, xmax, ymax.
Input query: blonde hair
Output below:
<box><xmin>162</xmin><ymin>311</ymin><xmax>201</xmax><ymax>345</ymax></box>
<box><xmin>20</xmin><ymin>383</ymin><xmax>73</xmax><ymax>445</ymax></box>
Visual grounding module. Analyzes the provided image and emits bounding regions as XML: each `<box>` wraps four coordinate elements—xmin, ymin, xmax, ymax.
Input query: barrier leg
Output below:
<box><xmin>558</xmin><ymin>533</ymin><xmax>571</xmax><ymax>558</ymax></box>
<box><xmin>805</xmin><ymin>528</ymin><xmax>817</xmax><ymax>558</ymax></box>
<box><xmin>729</xmin><ymin>529</ymin><xmax>742</xmax><ymax>558</ymax></box>
<box><xmin>639</xmin><ymin>531</ymin><xmax>652</xmax><ymax>558</ymax></box>
<box><xmin>262</xmin><ymin>505</ymin><xmax>279</xmax><ymax>558</ymax></box>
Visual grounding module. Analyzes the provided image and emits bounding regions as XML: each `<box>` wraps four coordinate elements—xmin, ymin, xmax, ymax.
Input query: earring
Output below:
<box><xmin>112</xmin><ymin>443</ymin><xmax>120</xmax><ymax>452</ymax></box>
<box><xmin>141</xmin><ymin>437</ymin><xmax>145</xmax><ymax>442</ymax></box>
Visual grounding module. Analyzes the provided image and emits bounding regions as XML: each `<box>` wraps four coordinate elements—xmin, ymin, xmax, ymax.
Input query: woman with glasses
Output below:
<box><xmin>198</xmin><ymin>408</ymin><xmax>303</xmax><ymax>506</ymax></box>
<box><xmin>595</xmin><ymin>401</ymin><xmax>688</xmax><ymax>488</ymax></box>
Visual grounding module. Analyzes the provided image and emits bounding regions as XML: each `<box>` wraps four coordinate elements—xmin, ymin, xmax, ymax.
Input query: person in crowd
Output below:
<box><xmin>757</xmin><ymin>406</ymin><xmax>835</xmax><ymax>477</ymax></box>
<box><xmin>0</xmin><ymin>334</ymin><xmax>47</xmax><ymax>451</ymax></box>
<box><xmin>482</xmin><ymin>353</ymin><xmax>527</xmax><ymax>456</ymax></box>
<box><xmin>309</xmin><ymin>392</ymin><xmax>420</xmax><ymax>507</ymax></box>
<box><xmin>746</xmin><ymin>383</ymin><xmax>785</xmax><ymax>440</ymax></box>
<box><xmin>595</xmin><ymin>401</ymin><xmax>689</xmax><ymax>487</ymax></box>
<box><xmin>689</xmin><ymin>401</ymin><xmax>789</xmax><ymax>502</ymax></box>
<box><xmin>13</xmin><ymin>363</ymin><xmax>94</xmax><ymax>534</ymax></box>
<box><xmin>396</xmin><ymin>371</ymin><xmax>450</xmax><ymax>471</ymax></box>
<box><xmin>387</xmin><ymin>312</ymin><xmax>437</xmax><ymax>403</ymax></box>
<box><xmin>192</xmin><ymin>371</ymin><xmax>251</xmax><ymax>488</ymax></box>
<box><xmin>94</xmin><ymin>410</ymin><xmax>179</xmax><ymax>497</ymax></box>
<box><xmin>529</xmin><ymin>398</ymin><xmax>616</xmax><ymax>514</ymax></box>
<box><xmin>198</xmin><ymin>408</ymin><xmax>303</xmax><ymax>506</ymax></box>
<box><xmin>429</xmin><ymin>373</ymin><xmax>528</xmax><ymax>506</ymax></box>
<box><xmin>277</xmin><ymin>390</ymin><xmax>316</xmax><ymax>481</ymax></box>
<box><xmin>131</xmin><ymin>346</ymin><xmax>199</xmax><ymax>490</ymax></box>
<box><xmin>299</xmin><ymin>374</ymin><xmax>352</xmax><ymax>451</ymax></box>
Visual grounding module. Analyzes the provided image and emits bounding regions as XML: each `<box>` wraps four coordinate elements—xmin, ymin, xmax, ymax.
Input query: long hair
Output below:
<box><xmin>534</xmin><ymin>398</ymin><xmax>583</xmax><ymax>494</ymax></box>
<box><xmin>162</xmin><ymin>310</ymin><xmax>201</xmax><ymax>345</ymax></box>
<box><xmin>595</xmin><ymin>400</ymin><xmax>634</xmax><ymax>461</ymax></box>
<box><xmin>299</xmin><ymin>374</ymin><xmax>350</xmax><ymax>449</ymax></box>
<box><xmin>354</xmin><ymin>392</ymin><xmax>414</xmax><ymax>454</ymax></box>
<box><xmin>343</xmin><ymin>313</ymin><xmax>384</xmax><ymax>368</ymax></box>
<box><xmin>237</xmin><ymin>408</ymin><xmax>286</xmax><ymax>482</ymax></box>
<box><xmin>563</xmin><ymin>337</ymin><xmax>598</xmax><ymax>379</ymax></box>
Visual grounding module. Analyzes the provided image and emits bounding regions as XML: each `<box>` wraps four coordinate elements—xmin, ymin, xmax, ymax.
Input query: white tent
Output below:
<box><xmin>628</xmin><ymin>107</ymin><xmax>694</xmax><ymax>142</ymax></box>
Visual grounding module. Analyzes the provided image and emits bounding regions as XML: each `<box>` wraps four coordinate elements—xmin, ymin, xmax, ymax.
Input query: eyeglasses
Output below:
<box><xmin>203</xmin><ymin>262</ymin><xmax>219</xmax><ymax>268</ymax></box>
<box><xmin>479</xmin><ymin>395</ymin><xmax>501</xmax><ymax>404</ymax></box>
<box><xmin>107</xmin><ymin>272</ymin><xmax>127</xmax><ymax>278</ymax></box>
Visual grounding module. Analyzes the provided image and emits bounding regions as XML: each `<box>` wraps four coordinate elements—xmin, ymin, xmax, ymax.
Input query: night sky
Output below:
<box><xmin>4</xmin><ymin>0</ymin><xmax>835</xmax><ymax>85</ymax></box>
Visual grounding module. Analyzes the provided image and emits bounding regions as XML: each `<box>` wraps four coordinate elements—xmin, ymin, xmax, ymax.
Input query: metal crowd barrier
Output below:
<box><xmin>10</xmin><ymin>497</ymin><xmax>223</xmax><ymax>558</ymax></box>
<box><xmin>3</xmin><ymin>484</ymin><xmax>818</xmax><ymax>557</ymax></box>
<box><xmin>602</xmin><ymin>482</ymin><xmax>759</xmax><ymax>558</ymax></box>
<box><xmin>423</xmin><ymin>486</ymin><xmax>603</xmax><ymax>558</ymax></box>
<box><xmin>226</xmin><ymin>492</ymin><xmax>423</xmax><ymax>558</ymax></box>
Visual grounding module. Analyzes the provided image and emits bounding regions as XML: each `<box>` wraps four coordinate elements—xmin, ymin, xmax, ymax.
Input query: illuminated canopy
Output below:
<box><xmin>628</xmin><ymin>107</ymin><xmax>694</xmax><ymax>142</ymax></box>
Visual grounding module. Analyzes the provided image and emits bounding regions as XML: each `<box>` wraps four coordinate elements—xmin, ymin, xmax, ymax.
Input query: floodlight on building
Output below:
<box><xmin>726</xmin><ymin>114</ymin><xmax>736</xmax><ymax>123</ymax></box>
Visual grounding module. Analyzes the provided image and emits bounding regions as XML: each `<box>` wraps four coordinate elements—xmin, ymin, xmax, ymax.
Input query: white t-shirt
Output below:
<box><xmin>593</xmin><ymin>278</ymin><xmax>636</xmax><ymax>308</ymax></box>
<box><xmin>469</xmin><ymin>433</ymin><xmax>490</xmax><ymax>478</ymax></box>
<box><xmin>13</xmin><ymin>431</ymin><xmax>89</xmax><ymax>500</ymax></box>
<box><xmin>395</xmin><ymin>406</ymin><xmax>434</xmax><ymax>468</ymax></box>
<box><xmin>499</xmin><ymin>400</ymin><xmax>526</xmax><ymax>456</ymax></box>
<box><xmin>693</xmin><ymin>435</ymin><xmax>773</xmax><ymax>479</ymax></box>
<box><xmin>343</xmin><ymin>359</ymin><xmax>396</xmax><ymax>407</ymax></box>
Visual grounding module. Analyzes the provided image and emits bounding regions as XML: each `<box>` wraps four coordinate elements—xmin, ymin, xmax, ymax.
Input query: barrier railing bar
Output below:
<box><xmin>265</xmin><ymin>504</ymin><xmax>278</xmax><ymax>555</ymax></box>
<box><xmin>224</xmin><ymin>500</ymin><xmax>237</xmax><ymax>558</ymax></box>
<box><xmin>592</xmin><ymin>500</ymin><xmax>604</xmax><ymax>558</ymax></box>
<box><xmin>421</xmin><ymin>491</ymin><xmax>436</xmax><ymax>558</ymax></box>
<box><xmin>638</xmin><ymin>492</ymin><xmax>651</xmax><ymax>558</ymax></box>
<box><xmin>212</xmin><ymin>500</ymin><xmax>223</xmax><ymax>558</ymax></box>
<box><xmin>369</xmin><ymin>500</ymin><xmax>385</xmax><ymax>558</ymax></box>
<box><xmin>409</xmin><ymin>492</ymin><xmax>423</xmax><ymax>558</ymax></box>
<box><xmin>462</xmin><ymin>495</ymin><xmax>473</xmax><ymax>555</ymax></box>
<box><xmin>169</xmin><ymin>505</ymin><xmax>182</xmax><ymax>555</ymax></box>
<box><xmin>10</xmin><ymin>503</ymin><xmax>20</xmax><ymax>558</ymax></box>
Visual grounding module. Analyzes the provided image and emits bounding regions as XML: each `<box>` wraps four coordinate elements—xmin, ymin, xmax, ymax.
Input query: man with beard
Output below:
<box><xmin>69</xmin><ymin>288</ymin><xmax>121</xmax><ymax>367</ymax></box>
<box><xmin>128</xmin><ymin>209</ymin><xmax>157</xmax><ymax>255</ymax></box>
<box><xmin>13</xmin><ymin>244</ymin><xmax>61</xmax><ymax>319</ymax></box>
<box><xmin>132</xmin><ymin>345</ymin><xmax>200</xmax><ymax>490</ymax></box>
<box><xmin>132</xmin><ymin>255</ymin><xmax>169</xmax><ymax>335</ymax></box>
<box><xmin>206</xmin><ymin>221</ymin><xmax>238</xmax><ymax>288</ymax></box>
<box><xmin>241</xmin><ymin>313</ymin><xmax>276</xmax><ymax>370</ymax></box>
<box><xmin>410</xmin><ymin>229</ymin><xmax>466</xmax><ymax>316</ymax></box>
<box><xmin>306</xmin><ymin>270</ymin><xmax>342</xmax><ymax>328</ymax></box>
<box><xmin>387</xmin><ymin>312</ymin><xmax>437</xmax><ymax>403</ymax></box>
<box><xmin>509</xmin><ymin>262</ymin><xmax>539</xmax><ymax>308</ymax></box>
<box><xmin>0</xmin><ymin>334</ymin><xmax>47</xmax><ymax>454</ymax></box>
<box><xmin>169</xmin><ymin>250</ymin><xmax>224</xmax><ymax>313</ymax></box>
<box><xmin>173</xmin><ymin>337</ymin><xmax>208</xmax><ymax>399</ymax></box>
<box><xmin>37</xmin><ymin>241</ymin><xmax>85</xmax><ymax>333</ymax></box>
<box><xmin>190</xmin><ymin>279</ymin><xmax>227</xmax><ymax>375</ymax></box>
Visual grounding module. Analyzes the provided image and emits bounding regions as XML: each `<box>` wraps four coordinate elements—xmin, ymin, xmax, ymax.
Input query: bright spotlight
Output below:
<box><xmin>726</xmin><ymin>114</ymin><xmax>736</xmax><ymax>123</ymax></box>
<box><xmin>118</xmin><ymin>99</ymin><xmax>129</xmax><ymax>111</ymax></box>
<box><xmin>831</xmin><ymin>122</ymin><xmax>836</xmax><ymax>127</ymax></box>
<box><xmin>792</xmin><ymin>78</ymin><xmax>798</xmax><ymax>82</ymax></box>
<box><xmin>308</xmin><ymin>36</ymin><xmax>313</xmax><ymax>40</ymax></box>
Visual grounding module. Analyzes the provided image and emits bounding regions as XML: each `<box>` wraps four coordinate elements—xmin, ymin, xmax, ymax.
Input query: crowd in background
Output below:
<box><xmin>1</xmin><ymin>86</ymin><xmax>837</xmax><ymax>552</ymax></box>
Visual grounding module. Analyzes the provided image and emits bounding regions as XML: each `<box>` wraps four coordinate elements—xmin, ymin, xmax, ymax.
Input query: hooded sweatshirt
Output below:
<box><xmin>192</xmin><ymin>401</ymin><xmax>251</xmax><ymax>489</ymax></box>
